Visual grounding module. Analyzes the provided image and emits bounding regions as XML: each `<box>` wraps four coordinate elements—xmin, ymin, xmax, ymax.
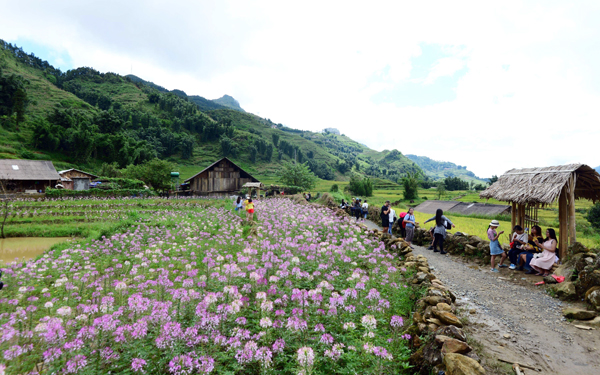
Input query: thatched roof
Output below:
<box><xmin>480</xmin><ymin>164</ymin><xmax>600</xmax><ymax>205</ymax></box>
<box><xmin>0</xmin><ymin>160</ymin><xmax>61</xmax><ymax>181</ymax></box>
<box><xmin>242</xmin><ymin>182</ymin><xmax>264</xmax><ymax>188</ymax></box>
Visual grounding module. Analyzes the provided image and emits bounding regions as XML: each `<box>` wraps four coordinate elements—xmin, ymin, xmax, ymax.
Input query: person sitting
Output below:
<box><xmin>340</xmin><ymin>199</ymin><xmax>348</xmax><ymax>209</ymax></box>
<box><xmin>516</xmin><ymin>225</ymin><xmax>544</xmax><ymax>272</ymax></box>
<box><xmin>529</xmin><ymin>228</ymin><xmax>558</xmax><ymax>276</ymax></box>
<box><xmin>507</xmin><ymin>225</ymin><xmax>528</xmax><ymax>270</ymax></box>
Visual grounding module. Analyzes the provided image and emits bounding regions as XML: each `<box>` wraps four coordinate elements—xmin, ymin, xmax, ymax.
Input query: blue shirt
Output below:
<box><xmin>405</xmin><ymin>214</ymin><xmax>415</xmax><ymax>228</ymax></box>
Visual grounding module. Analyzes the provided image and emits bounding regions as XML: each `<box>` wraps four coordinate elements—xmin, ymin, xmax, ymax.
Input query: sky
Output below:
<box><xmin>2</xmin><ymin>0</ymin><xmax>600</xmax><ymax>177</ymax></box>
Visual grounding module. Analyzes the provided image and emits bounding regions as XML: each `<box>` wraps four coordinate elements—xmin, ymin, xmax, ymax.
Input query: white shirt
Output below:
<box><xmin>362</xmin><ymin>203</ymin><xmax>369</xmax><ymax>209</ymax></box>
<box><xmin>388</xmin><ymin>208</ymin><xmax>396</xmax><ymax>222</ymax></box>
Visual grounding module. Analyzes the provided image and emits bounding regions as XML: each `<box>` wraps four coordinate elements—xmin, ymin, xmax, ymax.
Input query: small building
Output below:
<box><xmin>0</xmin><ymin>159</ymin><xmax>61</xmax><ymax>193</ymax></box>
<box><xmin>58</xmin><ymin>169</ymin><xmax>99</xmax><ymax>191</ymax></box>
<box><xmin>185</xmin><ymin>157</ymin><xmax>260</xmax><ymax>195</ymax></box>
<box><xmin>480</xmin><ymin>163</ymin><xmax>600</xmax><ymax>258</ymax></box>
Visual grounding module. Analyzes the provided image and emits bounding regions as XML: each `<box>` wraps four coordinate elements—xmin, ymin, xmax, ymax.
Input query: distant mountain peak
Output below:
<box><xmin>212</xmin><ymin>95</ymin><xmax>245</xmax><ymax>112</ymax></box>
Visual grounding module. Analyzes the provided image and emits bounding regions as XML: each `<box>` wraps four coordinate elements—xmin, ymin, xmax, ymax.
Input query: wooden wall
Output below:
<box><xmin>189</xmin><ymin>160</ymin><xmax>256</xmax><ymax>193</ymax></box>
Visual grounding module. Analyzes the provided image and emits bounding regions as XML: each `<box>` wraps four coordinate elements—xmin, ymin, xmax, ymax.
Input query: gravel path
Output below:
<box><xmin>410</xmin><ymin>244</ymin><xmax>600</xmax><ymax>374</ymax></box>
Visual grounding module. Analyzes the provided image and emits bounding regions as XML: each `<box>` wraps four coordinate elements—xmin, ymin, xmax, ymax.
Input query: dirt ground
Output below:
<box><xmin>410</xmin><ymin>244</ymin><xmax>600</xmax><ymax>374</ymax></box>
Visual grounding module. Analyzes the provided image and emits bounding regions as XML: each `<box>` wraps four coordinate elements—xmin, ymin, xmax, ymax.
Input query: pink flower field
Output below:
<box><xmin>0</xmin><ymin>198</ymin><xmax>418</xmax><ymax>374</ymax></box>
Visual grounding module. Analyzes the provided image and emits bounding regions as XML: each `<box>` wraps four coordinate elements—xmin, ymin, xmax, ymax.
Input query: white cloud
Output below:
<box><xmin>2</xmin><ymin>0</ymin><xmax>600</xmax><ymax>177</ymax></box>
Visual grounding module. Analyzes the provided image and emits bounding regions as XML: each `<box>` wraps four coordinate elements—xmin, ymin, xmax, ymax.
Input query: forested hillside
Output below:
<box><xmin>406</xmin><ymin>154</ymin><xmax>486</xmax><ymax>184</ymax></box>
<box><xmin>0</xmin><ymin>39</ymin><xmax>430</xmax><ymax>183</ymax></box>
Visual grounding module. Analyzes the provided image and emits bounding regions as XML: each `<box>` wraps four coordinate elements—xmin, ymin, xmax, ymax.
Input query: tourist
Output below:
<box><xmin>516</xmin><ymin>225</ymin><xmax>544</xmax><ymax>272</ymax></box>
<box><xmin>350</xmin><ymin>198</ymin><xmax>357</xmax><ymax>217</ymax></box>
<box><xmin>388</xmin><ymin>206</ymin><xmax>396</xmax><ymax>234</ymax></box>
<box><xmin>354</xmin><ymin>199</ymin><xmax>362</xmax><ymax>221</ymax></box>
<box><xmin>403</xmin><ymin>208</ymin><xmax>418</xmax><ymax>249</ymax></box>
<box><xmin>235</xmin><ymin>196</ymin><xmax>243</xmax><ymax>211</ymax></box>
<box><xmin>380</xmin><ymin>201</ymin><xmax>391</xmax><ymax>232</ymax></box>
<box><xmin>529</xmin><ymin>228</ymin><xmax>558</xmax><ymax>276</ymax></box>
<box><xmin>507</xmin><ymin>225</ymin><xmax>528</xmax><ymax>269</ymax></box>
<box><xmin>362</xmin><ymin>199</ymin><xmax>369</xmax><ymax>220</ymax></box>
<box><xmin>487</xmin><ymin>220</ymin><xmax>507</xmax><ymax>272</ymax></box>
<box><xmin>340</xmin><ymin>199</ymin><xmax>348</xmax><ymax>209</ymax></box>
<box><xmin>398</xmin><ymin>211</ymin><xmax>407</xmax><ymax>238</ymax></box>
<box><xmin>424</xmin><ymin>209</ymin><xmax>455</xmax><ymax>254</ymax></box>
<box><xmin>246</xmin><ymin>198</ymin><xmax>255</xmax><ymax>222</ymax></box>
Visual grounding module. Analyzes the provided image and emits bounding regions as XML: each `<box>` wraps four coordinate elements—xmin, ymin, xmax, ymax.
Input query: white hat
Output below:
<box><xmin>489</xmin><ymin>220</ymin><xmax>500</xmax><ymax>227</ymax></box>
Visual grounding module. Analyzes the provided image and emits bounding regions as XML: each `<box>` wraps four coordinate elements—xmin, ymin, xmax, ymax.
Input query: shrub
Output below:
<box><xmin>587</xmin><ymin>203</ymin><xmax>600</xmax><ymax>231</ymax></box>
<box><xmin>330</xmin><ymin>184</ymin><xmax>339</xmax><ymax>192</ymax></box>
<box><xmin>46</xmin><ymin>188</ymin><xmax>155</xmax><ymax>198</ymax></box>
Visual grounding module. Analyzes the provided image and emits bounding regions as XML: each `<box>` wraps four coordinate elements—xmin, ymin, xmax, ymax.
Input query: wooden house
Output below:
<box><xmin>185</xmin><ymin>158</ymin><xmax>260</xmax><ymax>195</ymax></box>
<box><xmin>58</xmin><ymin>169</ymin><xmax>99</xmax><ymax>191</ymax></box>
<box><xmin>0</xmin><ymin>160</ymin><xmax>61</xmax><ymax>193</ymax></box>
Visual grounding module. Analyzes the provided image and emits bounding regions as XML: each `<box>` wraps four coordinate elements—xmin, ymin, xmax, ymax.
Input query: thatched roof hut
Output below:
<box><xmin>479</xmin><ymin>164</ymin><xmax>600</xmax><ymax>205</ymax></box>
<box><xmin>480</xmin><ymin>163</ymin><xmax>600</xmax><ymax>258</ymax></box>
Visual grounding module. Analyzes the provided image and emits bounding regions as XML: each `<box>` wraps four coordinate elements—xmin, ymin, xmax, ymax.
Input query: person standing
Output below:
<box><xmin>246</xmin><ymin>198</ymin><xmax>255</xmax><ymax>223</ymax></box>
<box><xmin>403</xmin><ymin>208</ymin><xmax>418</xmax><ymax>249</ymax></box>
<box><xmin>424</xmin><ymin>209</ymin><xmax>455</xmax><ymax>254</ymax></box>
<box><xmin>388</xmin><ymin>206</ymin><xmax>396</xmax><ymax>234</ymax></box>
<box><xmin>487</xmin><ymin>220</ymin><xmax>507</xmax><ymax>272</ymax></box>
<box><xmin>235</xmin><ymin>196</ymin><xmax>243</xmax><ymax>211</ymax></box>
<box><xmin>380</xmin><ymin>201</ymin><xmax>391</xmax><ymax>232</ymax></box>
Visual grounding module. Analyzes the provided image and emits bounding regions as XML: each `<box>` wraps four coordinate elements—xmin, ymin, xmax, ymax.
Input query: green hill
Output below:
<box><xmin>0</xmin><ymin>39</ymin><xmax>424</xmax><ymax>183</ymax></box>
<box><xmin>406</xmin><ymin>154</ymin><xmax>486</xmax><ymax>184</ymax></box>
<box><xmin>212</xmin><ymin>95</ymin><xmax>245</xmax><ymax>112</ymax></box>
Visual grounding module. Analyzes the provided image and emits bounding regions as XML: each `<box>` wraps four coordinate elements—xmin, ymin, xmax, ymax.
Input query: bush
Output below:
<box><xmin>94</xmin><ymin>177</ymin><xmax>146</xmax><ymax>189</ymax></box>
<box><xmin>330</xmin><ymin>184</ymin><xmax>339</xmax><ymax>192</ymax></box>
<box><xmin>401</xmin><ymin>172</ymin><xmax>421</xmax><ymax>200</ymax></box>
<box><xmin>587</xmin><ymin>203</ymin><xmax>600</xmax><ymax>231</ymax></box>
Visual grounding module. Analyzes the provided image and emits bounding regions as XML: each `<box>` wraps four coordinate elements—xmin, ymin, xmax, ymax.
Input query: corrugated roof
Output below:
<box><xmin>184</xmin><ymin>157</ymin><xmax>259</xmax><ymax>183</ymax></box>
<box><xmin>413</xmin><ymin>200</ymin><xmax>510</xmax><ymax>216</ymax></box>
<box><xmin>0</xmin><ymin>160</ymin><xmax>61</xmax><ymax>181</ymax></box>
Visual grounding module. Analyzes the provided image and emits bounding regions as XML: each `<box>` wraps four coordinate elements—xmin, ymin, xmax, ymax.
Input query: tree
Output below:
<box><xmin>277</xmin><ymin>162</ymin><xmax>317</xmax><ymax>190</ymax></box>
<box><xmin>587</xmin><ymin>203</ymin><xmax>600</xmax><ymax>232</ymax></box>
<box><xmin>12</xmin><ymin>87</ymin><xmax>28</xmax><ymax>130</ymax></box>
<box><xmin>272</xmin><ymin>133</ymin><xmax>279</xmax><ymax>147</ymax></box>
<box><xmin>436</xmin><ymin>181</ymin><xmax>446</xmax><ymax>200</ymax></box>
<box><xmin>488</xmin><ymin>175</ymin><xmax>498</xmax><ymax>186</ymax></box>
<box><xmin>265</xmin><ymin>144</ymin><xmax>273</xmax><ymax>161</ymax></box>
<box><xmin>220</xmin><ymin>135</ymin><xmax>234</xmax><ymax>157</ymax></box>
<box><xmin>123</xmin><ymin>159</ymin><xmax>174</xmax><ymax>192</ymax></box>
<box><xmin>249</xmin><ymin>145</ymin><xmax>258</xmax><ymax>163</ymax></box>
<box><xmin>402</xmin><ymin>172</ymin><xmax>421</xmax><ymax>200</ymax></box>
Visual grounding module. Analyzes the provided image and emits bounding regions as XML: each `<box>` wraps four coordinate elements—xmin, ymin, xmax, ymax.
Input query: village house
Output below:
<box><xmin>0</xmin><ymin>159</ymin><xmax>61</xmax><ymax>193</ymax></box>
<box><xmin>58</xmin><ymin>169</ymin><xmax>99</xmax><ymax>191</ymax></box>
<box><xmin>185</xmin><ymin>157</ymin><xmax>260</xmax><ymax>195</ymax></box>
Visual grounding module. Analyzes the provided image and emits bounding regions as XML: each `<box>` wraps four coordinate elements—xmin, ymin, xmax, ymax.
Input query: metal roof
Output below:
<box><xmin>0</xmin><ymin>160</ymin><xmax>61</xmax><ymax>181</ymax></box>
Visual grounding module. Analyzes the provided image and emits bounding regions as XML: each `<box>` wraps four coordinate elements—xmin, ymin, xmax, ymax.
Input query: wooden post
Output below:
<box><xmin>568</xmin><ymin>174</ymin><xmax>577</xmax><ymax>247</ymax></box>
<box><xmin>511</xmin><ymin>202</ymin><xmax>516</xmax><ymax>230</ymax></box>
<box><xmin>559</xmin><ymin>186</ymin><xmax>568</xmax><ymax>260</ymax></box>
<box><xmin>517</xmin><ymin>203</ymin><xmax>525</xmax><ymax>227</ymax></box>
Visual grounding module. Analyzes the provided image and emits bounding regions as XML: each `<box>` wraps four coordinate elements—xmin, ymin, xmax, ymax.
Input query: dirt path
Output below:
<box><xmin>409</xmin><ymin>244</ymin><xmax>600</xmax><ymax>374</ymax></box>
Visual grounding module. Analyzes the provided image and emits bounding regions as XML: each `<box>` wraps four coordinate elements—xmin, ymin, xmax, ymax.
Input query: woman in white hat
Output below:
<box><xmin>488</xmin><ymin>220</ymin><xmax>507</xmax><ymax>272</ymax></box>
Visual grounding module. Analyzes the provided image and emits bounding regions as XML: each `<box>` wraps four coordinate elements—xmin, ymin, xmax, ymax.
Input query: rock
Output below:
<box><xmin>550</xmin><ymin>281</ymin><xmax>577</xmax><ymax>300</ymax></box>
<box><xmin>568</xmin><ymin>241</ymin><xmax>588</xmax><ymax>256</ymax></box>
<box><xmin>586</xmin><ymin>286</ymin><xmax>600</xmax><ymax>301</ymax></box>
<box><xmin>576</xmin><ymin>269</ymin><xmax>600</xmax><ymax>296</ymax></box>
<box><xmin>418</xmin><ymin>266</ymin><xmax>431</xmax><ymax>273</ymax></box>
<box><xmin>584</xmin><ymin>316</ymin><xmax>600</xmax><ymax>327</ymax></box>
<box><xmin>563</xmin><ymin>307</ymin><xmax>597</xmax><ymax>320</ymax></box>
<box><xmin>437</xmin><ymin>303</ymin><xmax>452</xmax><ymax>312</ymax></box>
<box><xmin>587</xmin><ymin>289</ymin><xmax>600</xmax><ymax>311</ymax></box>
<box><xmin>428</xmin><ymin>288</ymin><xmax>446</xmax><ymax>298</ymax></box>
<box><xmin>464</xmin><ymin>244</ymin><xmax>477</xmax><ymax>256</ymax></box>
<box><xmin>436</xmin><ymin>326</ymin><xmax>467</xmax><ymax>342</ymax></box>
<box><xmin>543</xmin><ymin>275</ymin><xmax>558</xmax><ymax>284</ymax></box>
<box><xmin>441</xmin><ymin>338</ymin><xmax>472</xmax><ymax>355</ymax></box>
<box><xmin>414</xmin><ymin>311</ymin><xmax>425</xmax><ymax>324</ymax></box>
<box><xmin>469</xmin><ymin>309</ymin><xmax>476</xmax><ymax>315</ymax></box>
<box><xmin>425</xmin><ymin>296</ymin><xmax>450</xmax><ymax>306</ymax></box>
<box><xmin>428</xmin><ymin>323</ymin><xmax>439</xmax><ymax>331</ymax></box>
<box><xmin>433</xmin><ymin>310</ymin><xmax>463</xmax><ymax>328</ymax></box>
<box><xmin>467</xmin><ymin>236</ymin><xmax>483</xmax><ymax>246</ymax></box>
<box><xmin>443</xmin><ymin>353</ymin><xmax>485</xmax><ymax>375</ymax></box>
<box><xmin>435</xmin><ymin>335</ymin><xmax>453</xmax><ymax>345</ymax></box>
<box><xmin>423</xmin><ymin>342</ymin><xmax>443</xmax><ymax>366</ymax></box>
<box><xmin>418</xmin><ymin>323</ymin><xmax>428</xmax><ymax>333</ymax></box>
<box><xmin>416</xmin><ymin>272</ymin><xmax>430</xmax><ymax>283</ymax></box>
<box><xmin>404</xmin><ymin>261</ymin><xmax>417</xmax><ymax>268</ymax></box>
<box><xmin>427</xmin><ymin>318</ymin><xmax>443</xmax><ymax>326</ymax></box>
<box><xmin>503</xmin><ymin>334</ymin><xmax>511</xmax><ymax>339</ymax></box>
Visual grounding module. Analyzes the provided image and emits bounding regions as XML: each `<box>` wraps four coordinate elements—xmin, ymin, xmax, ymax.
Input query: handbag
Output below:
<box><xmin>445</xmin><ymin>220</ymin><xmax>452</xmax><ymax>230</ymax></box>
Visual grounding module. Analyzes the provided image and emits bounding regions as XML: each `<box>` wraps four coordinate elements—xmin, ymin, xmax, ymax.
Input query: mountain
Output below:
<box><xmin>406</xmin><ymin>154</ymin><xmax>486</xmax><ymax>183</ymax></box>
<box><xmin>212</xmin><ymin>95</ymin><xmax>245</xmax><ymax>112</ymax></box>
<box><xmin>0</xmin><ymin>39</ymin><xmax>421</xmax><ymax>183</ymax></box>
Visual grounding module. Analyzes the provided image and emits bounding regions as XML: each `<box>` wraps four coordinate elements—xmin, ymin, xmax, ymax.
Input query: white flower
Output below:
<box><xmin>19</xmin><ymin>287</ymin><xmax>28</xmax><ymax>293</ymax></box>
<box><xmin>56</xmin><ymin>306</ymin><xmax>72</xmax><ymax>316</ymax></box>
<box><xmin>361</xmin><ymin>315</ymin><xmax>377</xmax><ymax>331</ymax></box>
<box><xmin>343</xmin><ymin>322</ymin><xmax>356</xmax><ymax>330</ymax></box>
<box><xmin>185</xmin><ymin>264</ymin><xmax>192</xmax><ymax>270</ymax></box>
<box><xmin>115</xmin><ymin>281</ymin><xmax>127</xmax><ymax>290</ymax></box>
<box><xmin>291</xmin><ymin>257</ymin><xmax>300</xmax><ymax>264</ymax></box>
<box><xmin>44</xmin><ymin>302</ymin><xmax>54</xmax><ymax>308</ymax></box>
<box><xmin>259</xmin><ymin>317</ymin><xmax>272</xmax><ymax>328</ymax></box>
